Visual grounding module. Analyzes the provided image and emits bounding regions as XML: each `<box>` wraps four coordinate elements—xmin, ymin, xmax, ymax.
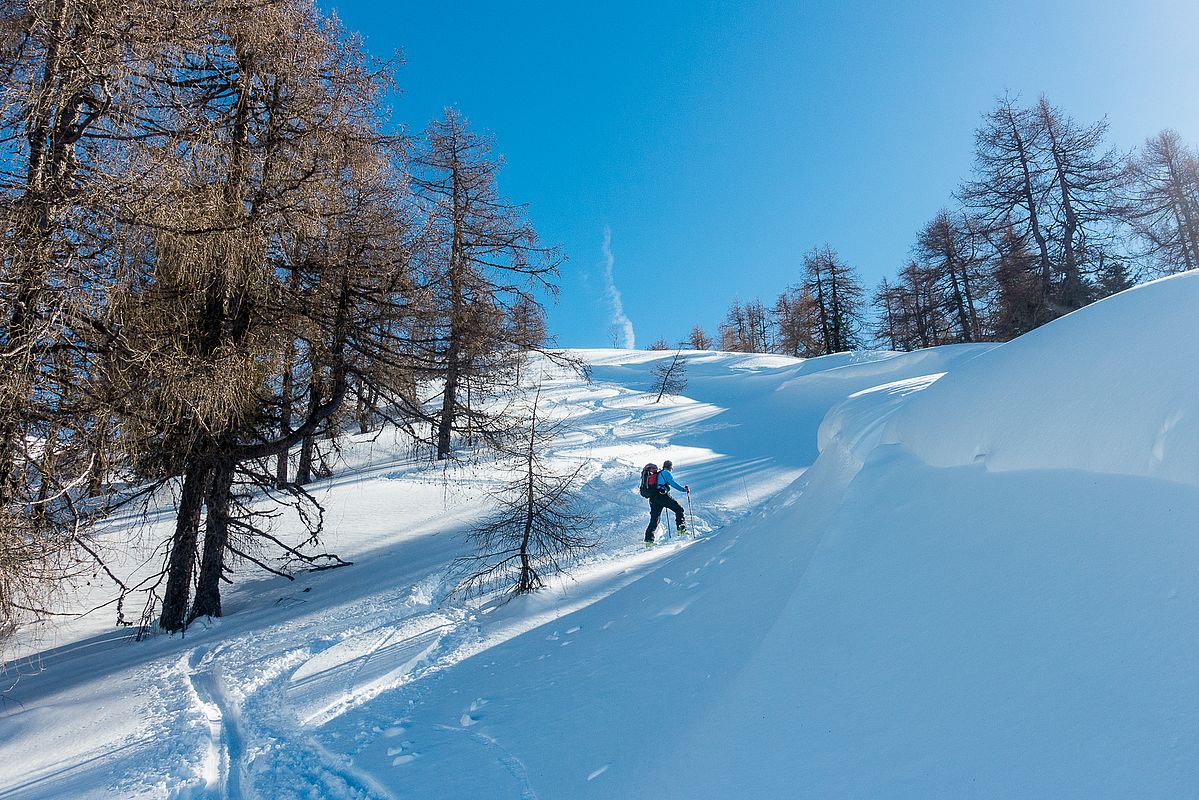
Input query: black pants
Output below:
<box><xmin>645</xmin><ymin>492</ymin><xmax>685</xmax><ymax>539</ymax></box>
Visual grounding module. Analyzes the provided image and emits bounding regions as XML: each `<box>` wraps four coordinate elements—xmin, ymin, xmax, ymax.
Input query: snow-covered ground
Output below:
<box><xmin>3</xmin><ymin>273</ymin><xmax>1198</xmax><ymax>798</ymax></box>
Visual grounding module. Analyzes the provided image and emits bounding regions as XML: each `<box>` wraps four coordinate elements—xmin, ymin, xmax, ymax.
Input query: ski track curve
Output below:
<box><xmin>434</xmin><ymin>724</ymin><xmax>541</xmax><ymax>800</ymax></box>
<box><xmin>185</xmin><ymin>645</ymin><xmax>247</xmax><ymax>800</ymax></box>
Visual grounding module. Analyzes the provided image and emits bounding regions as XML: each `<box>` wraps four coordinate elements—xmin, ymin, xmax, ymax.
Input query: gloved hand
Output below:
<box><xmin>685</xmin><ymin>485</ymin><xmax>690</xmax><ymax>493</ymax></box>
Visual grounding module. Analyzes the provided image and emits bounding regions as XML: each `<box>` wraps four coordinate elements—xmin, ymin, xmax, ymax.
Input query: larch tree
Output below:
<box><xmin>914</xmin><ymin>210</ymin><xmax>988</xmax><ymax>343</ymax></box>
<box><xmin>718</xmin><ymin>300</ymin><xmax>750</xmax><ymax>352</ymax></box>
<box><xmin>410</xmin><ymin>108</ymin><xmax>561</xmax><ymax>462</ymax></box>
<box><xmin>650</xmin><ymin>350</ymin><xmax>688</xmax><ymax>403</ymax></box>
<box><xmin>718</xmin><ymin>298</ymin><xmax>772</xmax><ymax>353</ymax></box>
<box><xmin>0</xmin><ymin>0</ymin><xmax>157</xmax><ymax>632</ymax></box>
<box><xmin>688</xmin><ymin>325</ymin><xmax>712</xmax><ymax>350</ymax></box>
<box><xmin>870</xmin><ymin>278</ymin><xmax>902</xmax><ymax>351</ymax></box>
<box><xmin>960</xmin><ymin>95</ymin><xmax>1056</xmax><ymax>315</ymax></box>
<box><xmin>889</xmin><ymin>261</ymin><xmax>944</xmax><ymax>350</ymax></box>
<box><xmin>802</xmin><ymin>245</ymin><xmax>864</xmax><ymax>354</ymax></box>
<box><xmin>99</xmin><ymin>0</ymin><xmax>407</xmax><ymax>631</ymax></box>
<box><xmin>1123</xmin><ymin>129</ymin><xmax>1199</xmax><ymax>275</ymax></box>
<box><xmin>456</xmin><ymin>381</ymin><xmax>595</xmax><ymax>596</ymax></box>
<box><xmin>774</xmin><ymin>285</ymin><xmax>820</xmax><ymax>357</ymax></box>
<box><xmin>1032</xmin><ymin>96</ymin><xmax>1125</xmax><ymax>310</ymax></box>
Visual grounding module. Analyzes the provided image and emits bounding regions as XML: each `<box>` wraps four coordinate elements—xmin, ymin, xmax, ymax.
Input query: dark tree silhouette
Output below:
<box><xmin>651</xmin><ymin>350</ymin><xmax>688</xmax><ymax>403</ymax></box>
<box><xmin>456</xmin><ymin>383</ymin><xmax>595</xmax><ymax>595</ymax></box>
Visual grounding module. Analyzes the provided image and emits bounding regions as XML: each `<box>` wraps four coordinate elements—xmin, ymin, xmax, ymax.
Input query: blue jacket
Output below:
<box><xmin>658</xmin><ymin>469</ymin><xmax>685</xmax><ymax>493</ymax></box>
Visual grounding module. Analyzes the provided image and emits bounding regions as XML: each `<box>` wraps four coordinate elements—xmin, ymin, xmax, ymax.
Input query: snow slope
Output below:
<box><xmin>3</xmin><ymin>272</ymin><xmax>1198</xmax><ymax>799</ymax></box>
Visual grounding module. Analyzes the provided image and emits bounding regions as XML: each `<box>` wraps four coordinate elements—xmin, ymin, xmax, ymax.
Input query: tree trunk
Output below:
<box><xmin>436</xmin><ymin>339</ymin><xmax>460</xmax><ymax>460</ymax></box>
<box><xmin>518</xmin><ymin>412</ymin><xmax>537</xmax><ymax>592</ymax></box>
<box><xmin>946</xmin><ymin>261</ymin><xmax>973</xmax><ymax>343</ymax></box>
<box><xmin>883</xmin><ymin>291</ymin><xmax>898</xmax><ymax>350</ymax></box>
<box><xmin>828</xmin><ymin>259</ymin><xmax>843</xmax><ymax>352</ymax></box>
<box><xmin>355</xmin><ymin>377</ymin><xmax>369</xmax><ymax>435</ymax></box>
<box><xmin>1007</xmin><ymin>111</ymin><xmax>1054</xmax><ymax>299</ymax></box>
<box><xmin>276</xmin><ymin>341</ymin><xmax>294</xmax><ymax>488</ymax></box>
<box><xmin>1049</xmin><ymin>140</ymin><xmax>1085</xmax><ymax>309</ymax></box>
<box><xmin>190</xmin><ymin>460</ymin><xmax>234</xmax><ymax>622</ymax></box>
<box><xmin>160</xmin><ymin>462</ymin><xmax>211</xmax><ymax>632</ymax></box>
<box><xmin>296</xmin><ymin>370</ymin><xmax>323</xmax><ymax>485</ymax></box>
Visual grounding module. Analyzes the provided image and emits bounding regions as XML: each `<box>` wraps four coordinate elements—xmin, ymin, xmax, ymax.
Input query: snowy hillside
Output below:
<box><xmin>4</xmin><ymin>273</ymin><xmax>1199</xmax><ymax>799</ymax></box>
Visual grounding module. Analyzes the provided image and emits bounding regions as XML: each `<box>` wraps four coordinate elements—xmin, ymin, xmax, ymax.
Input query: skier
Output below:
<box><xmin>644</xmin><ymin>459</ymin><xmax>689</xmax><ymax>545</ymax></box>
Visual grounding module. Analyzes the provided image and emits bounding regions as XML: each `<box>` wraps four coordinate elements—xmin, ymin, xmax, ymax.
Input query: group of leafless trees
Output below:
<box><xmin>686</xmin><ymin>245</ymin><xmax>866</xmax><ymax>358</ymax></box>
<box><xmin>688</xmin><ymin>95</ymin><xmax>1198</xmax><ymax>356</ymax></box>
<box><xmin>2</xmin><ymin>0</ymin><xmax>566</xmax><ymax>637</ymax></box>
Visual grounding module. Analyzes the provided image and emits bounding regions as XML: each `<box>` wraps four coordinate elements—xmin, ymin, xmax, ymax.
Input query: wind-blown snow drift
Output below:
<box><xmin>661</xmin><ymin>271</ymin><xmax>1199</xmax><ymax>798</ymax></box>
<box><xmin>881</xmin><ymin>272</ymin><xmax>1199</xmax><ymax>486</ymax></box>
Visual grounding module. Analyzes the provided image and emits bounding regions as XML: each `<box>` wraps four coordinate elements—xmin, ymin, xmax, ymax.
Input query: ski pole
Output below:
<box><xmin>687</xmin><ymin>489</ymin><xmax>694</xmax><ymax>536</ymax></box>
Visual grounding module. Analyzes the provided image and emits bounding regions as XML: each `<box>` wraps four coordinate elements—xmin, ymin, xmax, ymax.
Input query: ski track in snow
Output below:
<box><xmin>433</xmin><ymin>724</ymin><xmax>541</xmax><ymax>800</ymax></box>
<box><xmin>184</xmin><ymin>646</ymin><xmax>247</xmax><ymax>800</ymax></box>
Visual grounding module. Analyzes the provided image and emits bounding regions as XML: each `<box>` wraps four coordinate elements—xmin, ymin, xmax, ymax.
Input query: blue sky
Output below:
<box><xmin>322</xmin><ymin>0</ymin><xmax>1199</xmax><ymax>348</ymax></box>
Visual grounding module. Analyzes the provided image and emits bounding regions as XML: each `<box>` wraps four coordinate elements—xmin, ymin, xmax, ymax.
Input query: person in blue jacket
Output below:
<box><xmin>645</xmin><ymin>459</ymin><xmax>689</xmax><ymax>544</ymax></box>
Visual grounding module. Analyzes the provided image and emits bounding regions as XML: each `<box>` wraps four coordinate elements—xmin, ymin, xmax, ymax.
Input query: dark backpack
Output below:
<box><xmin>639</xmin><ymin>463</ymin><xmax>659</xmax><ymax>498</ymax></box>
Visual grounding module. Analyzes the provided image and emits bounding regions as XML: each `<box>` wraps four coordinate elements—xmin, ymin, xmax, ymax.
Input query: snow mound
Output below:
<box><xmin>660</xmin><ymin>270</ymin><xmax>1199</xmax><ymax>798</ymax></box>
<box><xmin>883</xmin><ymin>271</ymin><xmax>1199</xmax><ymax>486</ymax></box>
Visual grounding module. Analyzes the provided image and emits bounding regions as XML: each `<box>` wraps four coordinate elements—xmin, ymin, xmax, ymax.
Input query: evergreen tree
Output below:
<box><xmin>1093</xmin><ymin>252</ymin><xmax>1134</xmax><ymax>298</ymax></box>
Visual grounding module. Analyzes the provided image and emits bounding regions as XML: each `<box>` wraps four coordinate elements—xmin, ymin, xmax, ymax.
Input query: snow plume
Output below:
<box><xmin>601</xmin><ymin>226</ymin><xmax>636</xmax><ymax>349</ymax></box>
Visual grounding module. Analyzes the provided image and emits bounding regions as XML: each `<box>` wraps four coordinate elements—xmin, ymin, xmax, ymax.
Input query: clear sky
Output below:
<box><xmin>320</xmin><ymin>0</ymin><xmax>1199</xmax><ymax>348</ymax></box>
